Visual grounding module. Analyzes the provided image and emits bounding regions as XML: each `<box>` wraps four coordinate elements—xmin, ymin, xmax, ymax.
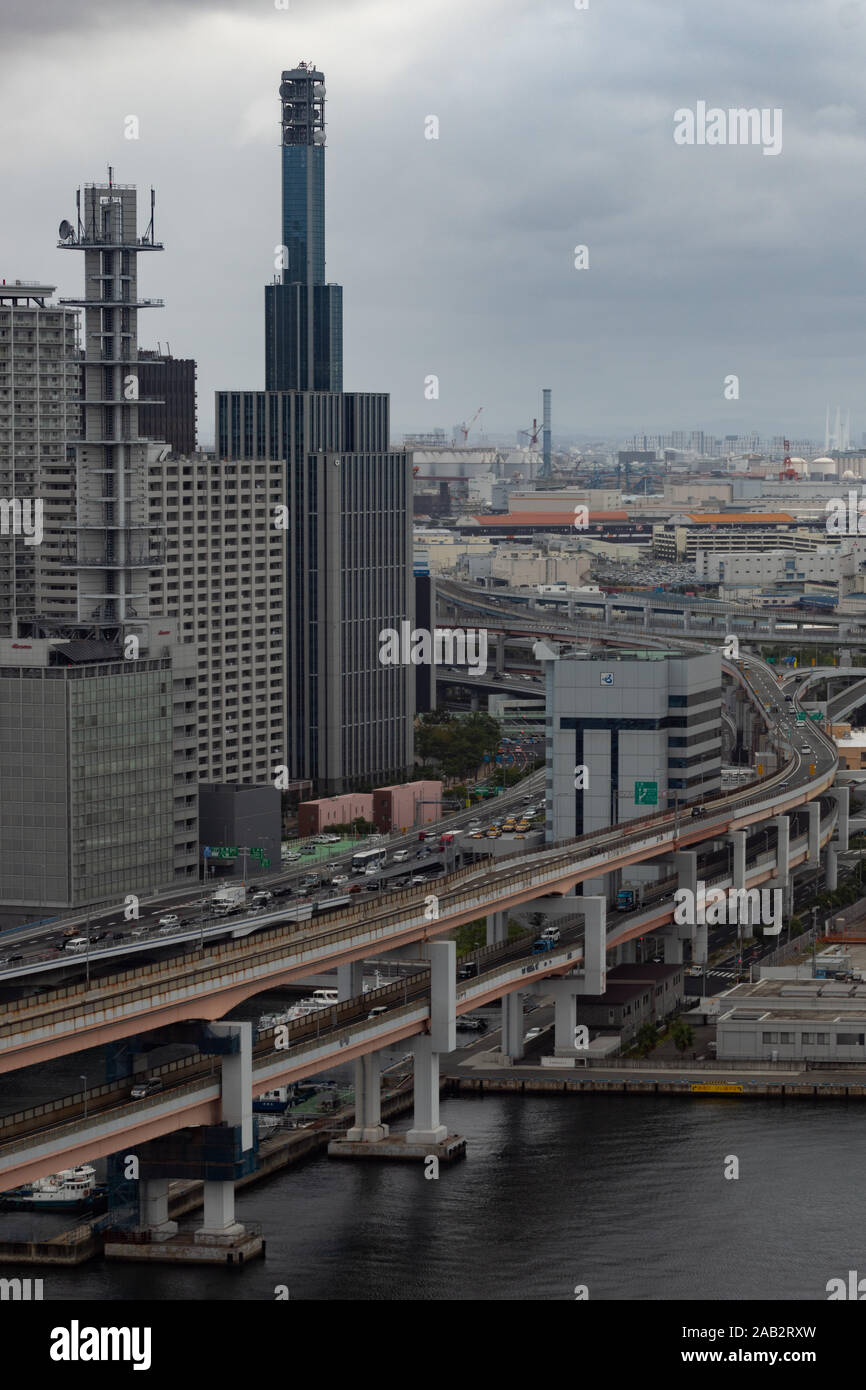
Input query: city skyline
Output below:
<box><xmin>2</xmin><ymin>0</ymin><xmax>866</xmax><ymax>442</ymax></box>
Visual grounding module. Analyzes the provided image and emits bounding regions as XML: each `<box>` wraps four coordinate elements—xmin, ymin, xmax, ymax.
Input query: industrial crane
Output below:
<box><xmin>518</xmin><ymin>418</ymin><xmax>542</xmax><ymax>448</ymax></box>
<box><xmin>457</xmin><ymin>406</ymin><xmax>484</xmax><ymax>444</ymax></box>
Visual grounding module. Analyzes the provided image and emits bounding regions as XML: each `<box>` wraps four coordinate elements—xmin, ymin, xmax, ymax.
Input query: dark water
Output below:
<box><xmin>10</xmin><ymin>1093</ymin><xmax>866</xmax><ymax>1301</ymax></box>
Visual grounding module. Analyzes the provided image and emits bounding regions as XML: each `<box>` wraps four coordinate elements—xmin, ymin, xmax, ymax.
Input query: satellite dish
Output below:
<box><xmin>58</xmin><ymin>219</ymin><xmax>73</xmax><ymax>240</ymax></box>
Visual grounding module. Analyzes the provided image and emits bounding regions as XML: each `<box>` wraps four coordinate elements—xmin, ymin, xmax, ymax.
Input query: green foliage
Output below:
<box><xmin>454</xmin><ymin>919</ymin><xmax>486</xmax><ymax>954</ymax></box>
<box><xmin>635</xmin><ymin>1022</ymin><xmax>659</xmax><ymax>1057</ymax></box>
<box><xmin>415</xmin><ymin>711</ymin><xmax>502</xmax><ymax>780</ymax></box>
<box><xmin>670</xmin><ymin>1017</ymin><xmax>695</xmax><ymax>1055</ymax></box>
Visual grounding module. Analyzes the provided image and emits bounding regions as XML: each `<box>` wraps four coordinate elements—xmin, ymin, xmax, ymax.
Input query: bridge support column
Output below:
<box><xmin>826</xmin><ymin>845</ymin><xmax>838</xmax><ymax>892</ymax></box>
<box><xmin>208</xmin><ymin>1022</ymin><xmax>254</xmax><ymax>1153</ymax></box>
<box><xmin>618</xmin><ymin>938</ymin><xmax>637</xmax><ymax>963</ymax></box>
<box><xmin>486</xmin><ymin>910</ymin><xmax>507</xmax><ymax>947</ymax></box>
<box><xmin>407</xmin><ymin>1035</ymin><xmax>447</xmax><ymax>1145</ymax></box>
<box><xmin>674</xmin><ymin>850</ymin><xmax>705</xmax><ymax>963</ymax></box>
<box><xmin>659</xmin><ymin>930</ymin><xmax>684</xmax><ymax>964</ymax></box>
<box><xmin>197</xmin><ymin>1181</ymin><xmax>244</xmax><ymax>1241</ymax></box>
<box><xmin>338</xmin><ymin>959</ymin><xmax>364</xmax><ymax>1001</ymax></box>
<box><xmin>729</xmin><ymin>830</ymin><xmax>747</xmax><ymax>890</ymax></box>
<box><xmin>583</xmin><ymin>898</ymin><xmax>606</xmax><ymax>995</ymax></box>
<box><xmin>347</xmin><ymin>1052</ymin><xmax>389</xmax><ymax>1142</ymax></box>
<box><xmin>551</xmin><ymin>985</ymin><xmax>577</xmax><ymax>1055</ymax></box>
<box><xmin>806</xmin><ymin>801</ymin><xmax>821</xmax><ymax>867</ymax></box>
<box><xmin>408</xmin><ymin>940</ymin><xmax>455</xmax><ymax>1141</ymax></box>
<box><xmin>831</xmin><ymin>785</ymin><xmax>850</xmax><ymax>852</ymax></box>
<box><xmin>139</xmin><ymin>1179</ymin><xmax>177</xmax><ymax>1241</ymax></box>
<box><xmin>771</xmin><ymin>814</ymin><xmax>792</xmax><ymax>917</ymax></box>
<box><xmin>501</xmin><ymin>992</ymin><xmax>524</xmax><ymax>1060</ymax></box>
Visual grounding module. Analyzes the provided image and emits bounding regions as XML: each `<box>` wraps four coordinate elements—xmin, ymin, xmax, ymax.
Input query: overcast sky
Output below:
<box><xmin>2</xmin><ymin>0</ymin><xmax>865</xmax><ymax>445</ymax></box>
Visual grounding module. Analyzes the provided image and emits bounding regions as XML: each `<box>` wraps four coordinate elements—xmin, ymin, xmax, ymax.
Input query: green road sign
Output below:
<box><xmin>635</xmin><ymin>780</ymin><xmax>658</xmax><ymax>806</ymax></box>
<box><xmin>249</xmin><ymin>847</ymin><xmax>265</xmax><ymax>859</ymax></box>
<box><xmin>809</xmin><ymin>712</ymin><xmax>823</xmax><ymax>721</ymax></box>
<box><xmin>261</xmin><ymin>858</ymin><xmax>271</xmax><ymax>868</ymax></box>
<box><xmin>796</xmin><ymin>713</ymin><xmax>806</xmax><ymax>723</ymax></box>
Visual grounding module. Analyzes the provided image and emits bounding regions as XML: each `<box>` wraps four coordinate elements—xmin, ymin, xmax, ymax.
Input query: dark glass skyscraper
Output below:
<box><xmin>265</xmin><ymin>63</ymin><xmax>343</xmax><ymax>392</ymax></box>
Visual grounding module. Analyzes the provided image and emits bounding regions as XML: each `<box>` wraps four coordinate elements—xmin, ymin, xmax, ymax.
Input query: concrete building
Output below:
<box><xmin>147</xmin><ymin>453</ymin><xmax>286</xmax><ymax>786</ymax></box>
<box><xmin>546</xmin><ymin>647</ymin><xmax>722</xmax><ymax>840</ymax></box>
<box><xmin>137</xmin><ymin>350</ymin><xmax>197</xmax><ymax>457</ymax></box>
<box><xmin>653</xmin><ymin>513</ymin><xmax>800</xmax><ymax>562</ymax></box>
<box><xmin>486</xmin><ymin>546</ymin><xmax>592</xmax><ymax>590</ymax></box>
<box><xmin>199</xmin><ymin>783</ymin><xmax>281</xmax><ymax>881</ymax></box>
<box><xmin>696</xmin><ymin>543</ymin><xmax>866</xmax><ymax>595</ymax></box>
<box><xmin>372</xmin><ymin>780</ymin><xmax>442</xmax><ymax>833</ymax></box>
<box><xmin>0</xmin><ymin>281</ymin><xmax>80</xmax><ymax>636</ymax></box>
<box><xmin>0</xmin><ymin>182</ymin><xmax>201</xmax><ymax>921</ymax></box>
<box><xmin>298</xmin><ymin>792</ymin><xmax>373</xmax><ymax>836</ymax></box>
<box><xmin>717</xmin><ymin>978</ymin><xmax>866</xmax><ymax>1062</ymax></box>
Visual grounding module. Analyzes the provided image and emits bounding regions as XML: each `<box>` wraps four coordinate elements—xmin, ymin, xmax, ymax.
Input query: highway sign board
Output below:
<box><xmin>634</xmin><ymin>781</ymin><xmax>658</xmax><ymax>806</ymax></box>
<box><xmin>202</xmin><ymin>846</ymin><xmax>239</xmax><ymax>859</ymax></box>
<box><xmin>809</xmin><ymin>712</ymin><xmax>823</xmax><ymax>721</ymax></box>
<box><xmin>796</xmin><ymin>713</ymin><xmax>806</xmax><ymax>723</ymax></box>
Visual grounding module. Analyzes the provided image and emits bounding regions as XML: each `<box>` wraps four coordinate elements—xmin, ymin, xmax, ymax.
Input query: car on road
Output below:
<box><xmin>392</xmin><ymin>850</ymin><xmax>410</xmax><ymax>862</ymax></box>
<box><xmin>367</xmin><ymin>1006</ymin><xmax>388</xmax><ymax>1020</ymax></box>
<box><xmin>524</xmin><ymin>1027</ymin><xmax>543</xmax><ymax>1042</ymax></box>
<box><xmin>331</xmin><ymin>874</ymin><xmax>349</xmax><ymax>885</ymax></box>
<box><xmin>364</xmin><ymin>882</ymin><xmax>380</xmax><ymax>892</ymax></box>
<box><xmin>130</xmin><ymin>1078</ymin><xmax>164</xmax><ymax>1100</ymax></box>
<box><xmin>282</xmin><ymin>851</ymin><xmax>301</xmax><ymax>863</ymax></box>
<box><xmin>411</xmin><ymin>874</ymin><xmax>428</xmax><ymax>885</ymax></box>
<box><xmin>349</xmin><ymin>883</ymin><xmax>363</xmax><ymax>893</ymax></box>
<box><xmin>300</xmin><ymin>845</ymin><xmax>318</xmax><ymax>856</ymax></box>
<box><xmin>457</xmin><ymin>1016</ymin><xmax>487</xmax><ymax>1032</ymax></box>
<box><xmin>416</xmin><ymin>848</ymin><xmax>431</xmax><ymax>858</ymax></box>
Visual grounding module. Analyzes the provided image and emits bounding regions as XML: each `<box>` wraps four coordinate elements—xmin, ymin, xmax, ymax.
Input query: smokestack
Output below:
<box><xmin>541</xmin><ymin>387</ymin><xmax>552</xmax><ymax>480</ymax></box>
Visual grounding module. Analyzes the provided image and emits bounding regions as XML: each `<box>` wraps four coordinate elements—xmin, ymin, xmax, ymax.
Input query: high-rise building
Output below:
<box><xmin>147</xmin><ymin>452</ymin><xmax>286</xmax><ymax>785</ymax></box>
<box><xmin>137</xmin><ymin>349</ymin><xmax>197</xmax><ymax>456</ymax></box>
<box><xmin>265</xmin><ymin>64</ymin><xmax>342</xmax><ymax>393</ymax></box>
<box><xmin>0</xmin><ymin>182</ymin><xmax>200</xmax><ymax>921</ymax></box>
<box><xmin>0</xmin><ymin>282</ymin><xmax>80</xmax><ymax>636</ymax></box>
<box><xmin>218</xmin><ymin>64</ymin><xmax>414</xmax><ymax>795</ymax></box>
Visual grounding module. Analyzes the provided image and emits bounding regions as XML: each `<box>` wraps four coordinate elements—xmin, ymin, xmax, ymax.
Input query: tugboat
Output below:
<box><xmin>0</xmin><ymin>1164</ymin><xmax>106</xmax><ymax>1212</ymax></box>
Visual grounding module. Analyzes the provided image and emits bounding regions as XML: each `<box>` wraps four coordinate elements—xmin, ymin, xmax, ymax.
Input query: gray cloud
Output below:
<box><xmin>2</xmin><ymin>0</ymin><xmax>866</xmax><ymax>442</ymax></box>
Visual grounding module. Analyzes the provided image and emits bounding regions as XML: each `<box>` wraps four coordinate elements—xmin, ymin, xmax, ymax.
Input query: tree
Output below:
<box><xmin>670</xmin><ymin>1017</ymin><xmax>694</xmax><ymax>1054</ymax></box>
<box><xmin>635</xmin><ymin>1022</ymin><xmax>659</xmax><ymax>1057</ymax></box>
<box><xmin>415</xmin><ymin>711</ymin><xmax>501</xmax><ymax>781</ymax></box>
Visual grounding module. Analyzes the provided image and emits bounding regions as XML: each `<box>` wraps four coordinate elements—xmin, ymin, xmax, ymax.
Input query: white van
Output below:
<box><xmin>64</xmin><ymin>937</ymin><xmax>88</xmax><ymax>953</ymax></box>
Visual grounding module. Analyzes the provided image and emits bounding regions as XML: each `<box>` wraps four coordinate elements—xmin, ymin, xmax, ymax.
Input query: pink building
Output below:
<box><xmin>297</xmin><ymin>793</ymin><xmax>374</xmax><ymax>837</ymax></box>
<box><xmin>373</xmin><ymin>780</ymin><xmax>443</xmax><ymax>833</ymax></box>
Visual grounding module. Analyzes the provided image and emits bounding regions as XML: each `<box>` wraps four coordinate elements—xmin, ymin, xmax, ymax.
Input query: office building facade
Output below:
<box><xmin>546</xmin><ymin>647</ymin><xmax>722</xmax><ymax>840</ymax></box>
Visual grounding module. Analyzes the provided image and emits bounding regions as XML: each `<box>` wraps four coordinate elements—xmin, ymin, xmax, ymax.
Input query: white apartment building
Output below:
<box><xmin>0</xmin><ymin>282</ymin><xmax>80</xmax><ymax>635</ymax></box>
<box><xmin>148</xmin><ymin>454</ymin><xmax>286</xmax><ymax>786</ymax></box>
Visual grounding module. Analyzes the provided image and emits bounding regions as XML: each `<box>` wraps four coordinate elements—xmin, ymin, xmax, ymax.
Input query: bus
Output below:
<box><xmin>351</xmin><ymin>847</ymin><xmax>386</xmax><ymax>874</ymax></box>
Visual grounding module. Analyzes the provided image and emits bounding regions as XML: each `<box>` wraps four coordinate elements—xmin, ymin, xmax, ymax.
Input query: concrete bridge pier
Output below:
<box><xmin>770</xmin><ymin>814</ymin><xmax>792</xmax><ymax>917</ymax></box>
<box><xmin>195</xmin><ymin>1021</ymin><xmax>254</xmax><ymax>1243</ymax></box>
<box><xmin>831</xmin><ymin>785</ymin><xmax>850</xmax><ymax>852</ymax></box>
<box><xmin>658</xmin><ymin>929</ymin><xmax>684</xmax><ymax>964</ymax></box>
<box><xmin>501</xmin><ymin>992</ymin><xmax>524</xmax><ymax>1061</ymax></box>
<box><xmin>346</xmin><ymin>1052</ymin><xmax>389</xmax><ymax>1142</ymax></box>
<box><xmin>139</xmin><ymin>1179</ymin><xmax>177</xmax><ymax>1241</ymax></box>
<box><xmin>806</xmin><ymin>801</ymin><xmax>821</xmax><ymax>867</ymax></box>
<box><xmin>486</xmin><ymin>910</ymin><xmax>507</xmax><ymax>946</ymax></box>
<box><xmin>825</xmin><ymin>845</ymin><xmax>838</xmax><ymax>892</ymax></box>
<box><xmin>729</xmin><ymin>830</ymin><xmax>747</xmax><ymax>890</ymax></box>
<box><xmin>197</xmin><ymin>1180</ymin><xmax>245</xmax><ymax>1242</ymax></box>
<box><xmin>407</xmin><ymin>941</ymin><xmax>456</xmax><ymax>1144</ymax></box>
<box><xmin>547</xmin><ymin>899</ymin><xmax>607</xmax><ymax>1058</ymax></box>
<box><xmin>338</xmin><ymin>959</ymin><xmax>365</xmax><ymax>1001</ymax></box>
<box><xmin>674</xmin><ymin>850</ymin><xmax>705</xmax><ymax>964</ymax></box>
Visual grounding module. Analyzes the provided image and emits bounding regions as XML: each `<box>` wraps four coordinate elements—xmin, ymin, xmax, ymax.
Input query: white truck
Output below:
<box><xmin>211</xmin><ymin>884</ymin><xmax>247</xmax><ymax>914</ymax></box>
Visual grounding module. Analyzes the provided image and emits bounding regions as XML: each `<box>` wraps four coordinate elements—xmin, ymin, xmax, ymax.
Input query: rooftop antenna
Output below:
<box><xmin>108</xmin><ymin>164</ymin><xmax>113</xmax><ymax>189</ymax></box>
